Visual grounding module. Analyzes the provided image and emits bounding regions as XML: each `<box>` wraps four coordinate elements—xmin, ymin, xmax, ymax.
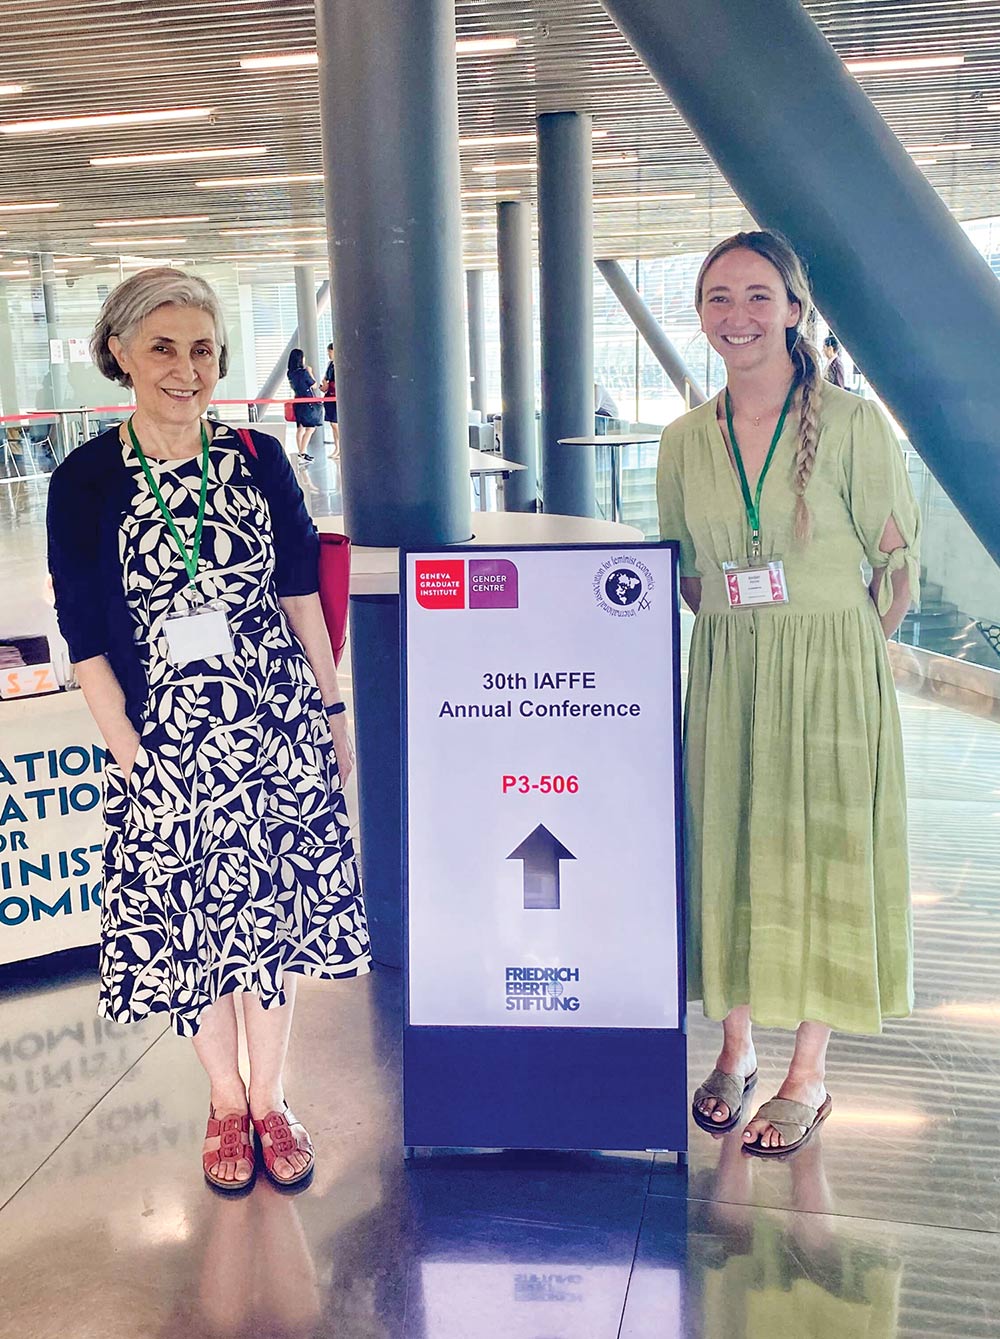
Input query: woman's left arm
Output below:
<box><xmin>280</xmin><ymin>592</ymin><xmax>355</xmax><ymax>784</ymax></box>
<box><xmin>869</xmin><ymin>516</ymin><xmax>911</xmax><ymax>639</ymax></box>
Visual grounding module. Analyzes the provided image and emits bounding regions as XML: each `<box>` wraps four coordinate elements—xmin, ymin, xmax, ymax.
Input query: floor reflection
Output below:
<box><xmin>163</xmin><ymin>1181</ymin><xmax>321</xmax><ymax>1339</ymax></box>
<box><xmin>688</xmin><ymin>1134</ymin><xmax>900</xmax><ymax>1339</ymax></box>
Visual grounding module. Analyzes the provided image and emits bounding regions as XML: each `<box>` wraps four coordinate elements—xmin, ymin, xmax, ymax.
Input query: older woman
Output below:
<box><xmin>46</xmin><ymin>268</ymin><xmax>370</xmax><ymax>1192</ymax></box>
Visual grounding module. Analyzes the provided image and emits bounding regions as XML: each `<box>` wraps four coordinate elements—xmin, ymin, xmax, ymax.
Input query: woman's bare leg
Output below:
<box><xmin>192</xmin><ymin>994</ymin><xmax>253</xmax><ymax>1185</ymax></box>
<box><xmin>743</xmin><ymin>1020</ymin><xmax>830</xmax><ymax>1149</ymax></box>
<box><xmin>696</xmin><ymin>1003</ymin><xmax>758</xmax><ymax>1124</ymax></box>
<box><xmin>244</xmin><ymin>978</ymin><xmax>311</xmax><ymax>1179</ymax></box>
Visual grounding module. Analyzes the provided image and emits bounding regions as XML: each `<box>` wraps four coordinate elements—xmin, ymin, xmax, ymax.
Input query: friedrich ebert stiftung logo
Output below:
<box><xmin>593</xmin><ymin>553</ymin><xmax>654</xmax><ymax>618</ymax></box>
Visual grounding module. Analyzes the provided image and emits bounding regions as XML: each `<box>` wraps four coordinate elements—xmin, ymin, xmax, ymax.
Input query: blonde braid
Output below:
<box><xmin>791</xmin><ymin>334</ymin><xmax>822</xmax><ymax>542</ymax></box>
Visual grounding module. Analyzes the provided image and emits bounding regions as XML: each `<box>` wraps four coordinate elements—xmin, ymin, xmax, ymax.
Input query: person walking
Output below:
<box><xmin>286</xmin><ymin>347</ymin><xmax>324</xmax><ymax>463</ymax></box>
<box><xmin>47</xmin><ymin>268</ymin><xmax>370</xmax><ymax>1192</ymax></box>
<box><xmin>320</xmin><ymin>342</ymin><xmax>339</xmax><ymax>460</ymax></box>
<box><xmin>657</xmin><ymin>231</ymin><xmax>919</xmax><ymax>1154</ymax></box>
<box><xmin>822</xmin><ymin>333</ymin><xmax>847</xmax><ymax>388</ymax></box>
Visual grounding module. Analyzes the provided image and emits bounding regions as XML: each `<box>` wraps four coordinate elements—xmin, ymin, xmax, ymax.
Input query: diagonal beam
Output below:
<box><xmin>596</xmin><ymin>259</ymin><xmax>706</xmax><ymax>407</ymax></box>
<box><xmin>601</xmin><ymin>0</ymin><xmax>1000</xmax><ymax>563</ymax></box>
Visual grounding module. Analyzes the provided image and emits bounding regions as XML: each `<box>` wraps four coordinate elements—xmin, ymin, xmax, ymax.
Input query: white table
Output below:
<box><xmin>467</xmin><ymin>447</ymin><xmax>527</xmax><ymax>512</ymax></box>
<box><xmin>557</xmin><ymin>433</ymin><xmax>661</xmax><ymax>523</ymax></box>
<box><xmin>316</xmin><ymin>510</ymin><xmax>644</xmax><ymax>596</ymax></box>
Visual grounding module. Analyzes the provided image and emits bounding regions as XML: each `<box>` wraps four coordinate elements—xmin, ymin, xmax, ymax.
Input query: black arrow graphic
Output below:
<box><xmin>506</xmin><ymin>824</ymin><xmax>576</xmax><ymax>910</ymax></box>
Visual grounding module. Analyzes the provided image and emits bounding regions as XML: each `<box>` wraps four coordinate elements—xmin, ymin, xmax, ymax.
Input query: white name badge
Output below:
<box><xmin>723</xmin><ymin>560</ymin><xmax>790</xmax><ymax>609</ymax></box>
<box><xmin>162</xmin><ymin>601</ymin><xmax>235</xmax><ymax>666</ymax></box>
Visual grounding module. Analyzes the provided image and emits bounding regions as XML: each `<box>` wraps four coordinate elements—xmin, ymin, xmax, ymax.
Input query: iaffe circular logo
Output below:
<box><xmin>593</xmin><ymin>554</ymin><xmax>654</xmax><ymax>618</ymax></box>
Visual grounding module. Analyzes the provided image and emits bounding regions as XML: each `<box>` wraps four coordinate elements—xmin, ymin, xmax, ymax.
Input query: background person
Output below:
<box><xmin>321</xmin><ymin>342</ymin><xmax>339</xmax><ymax>460</ymax></box>
<box><xmin>286</xmin><ymin>347</ymin><xmax>324</xmax><ymax>462</ymax></box>
<box><xmin>657</xmin><ymin>231</ymin><xmax>919</xmax><ymax>1155</ymax></box>
<box><xmin>47</xmin><ymin>268</ymin><xmax>370</xmax><ymax>1192</ymax></box>
<box><xmin>822</xmin><ymin>333</ymin><xmax>847</xmax><ymax>388</ymax></box>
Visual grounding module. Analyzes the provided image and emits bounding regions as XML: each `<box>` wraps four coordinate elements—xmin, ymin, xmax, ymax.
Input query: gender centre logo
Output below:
<box><xmin>414</xmin><ymin>559</ymin><xmax>519</xmax><ymax>610</ymax></box>
<box><xmin>592</xmin><ymin>554</ymin><xmax>655</xmax><ymax>618</ymax></box>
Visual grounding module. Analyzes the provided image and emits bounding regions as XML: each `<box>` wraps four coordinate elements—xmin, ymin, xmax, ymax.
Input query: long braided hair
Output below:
<box><xmin>696</xmin><ymin>230</ymin><xmax>823</xmax><ymax>542</ymax></box>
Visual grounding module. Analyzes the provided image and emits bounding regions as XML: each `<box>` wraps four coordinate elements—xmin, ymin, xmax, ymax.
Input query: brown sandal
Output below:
<box><xmin>203</xmin><ymin>1108</ymin><xmax>256</xmax><ymax>1193</ymax></box>
<box><xmin>692</xmin><ymin>1068</ymin><xmax>758</xmax><ymax>1133</ymax></box>
<box><xmin>252</xmin><ymin>1103</ymin><xmax>315</xmax><ymax>1190</ymax></box>
<box><xmin>743</xmin><ymin>1093</ymin><xmax>833</xmax><ymax>1157</ymax></box>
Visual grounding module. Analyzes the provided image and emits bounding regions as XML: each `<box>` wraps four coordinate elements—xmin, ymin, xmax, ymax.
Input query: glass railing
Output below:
<box><xmin>898</xmin><ymin>448</ymin><xmax>1000</xmax><ymax>671</ymax></box>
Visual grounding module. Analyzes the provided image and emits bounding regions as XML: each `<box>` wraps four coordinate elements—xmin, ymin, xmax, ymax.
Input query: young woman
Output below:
<box><xmin>286</xmin><ymin>347</ymin><xmax>324</xmax><ymax>462</ymax></box>
<box><xmin>47</xmin><ymin>269</ymin><xmax>370</xmax><ymax>1191</ymax></box>
<box><xmin>658</xmin><ymin>231</ymin><xmax>919</xmax><ymax>1154</ymax></box>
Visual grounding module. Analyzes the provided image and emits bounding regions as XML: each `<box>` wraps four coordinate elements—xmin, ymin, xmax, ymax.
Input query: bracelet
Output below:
<box><xmin>325</xmin><ymin>701</ymin><xmax>347</xmax><ymax>717</ymax></box>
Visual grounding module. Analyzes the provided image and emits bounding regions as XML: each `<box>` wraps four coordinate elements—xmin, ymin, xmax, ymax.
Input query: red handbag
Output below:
<box><xmin>318</xmin><ymin>532</ymin><xmax>351</xmax><ymax>667</ymax></box>
<box><xmin>235</xmin><ymin>428</ymin><xmax>351</xmax><ymax>667</ymax></box>
<box><xmin>283</xmin><ymin>400</ymin><xmax>296</xmax><ymax>422</ymax></box>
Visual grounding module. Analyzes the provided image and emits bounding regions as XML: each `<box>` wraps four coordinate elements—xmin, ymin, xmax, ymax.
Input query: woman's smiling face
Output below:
<box><xmin>698</xmin><ymin>247</ymin><xmax>801</xmax><ymax>373</ymax></box>
<box><xmin>109</xmin><ymin>303</ymin><xmax>220</xmax><ymax>425</ymax></box>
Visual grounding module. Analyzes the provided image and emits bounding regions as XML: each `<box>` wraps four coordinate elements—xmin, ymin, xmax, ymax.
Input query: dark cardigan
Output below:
<box><xmin>46</xmin><ymin>423</ymin><xmax>320</xmax><ymax>730</ymax></box>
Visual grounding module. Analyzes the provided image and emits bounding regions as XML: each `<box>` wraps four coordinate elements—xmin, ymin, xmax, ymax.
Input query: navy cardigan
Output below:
<box><xmin>46</xmin><ymin>423</ymin><xmax>320</xmax><ymax>730</ymax></box>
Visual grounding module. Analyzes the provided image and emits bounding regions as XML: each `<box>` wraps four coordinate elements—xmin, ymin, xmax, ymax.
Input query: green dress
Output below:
<box><xmin>657</xmin><ymin>384</ymin><xmax>920</xmax><ymax>1034</ymax></box>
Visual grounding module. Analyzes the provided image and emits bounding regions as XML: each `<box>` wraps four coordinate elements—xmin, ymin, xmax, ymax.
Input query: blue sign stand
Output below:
<box><xmin>400</xmin><ymin>543</ymin><xmax>687</xmax><ymax>1156</ymax></box>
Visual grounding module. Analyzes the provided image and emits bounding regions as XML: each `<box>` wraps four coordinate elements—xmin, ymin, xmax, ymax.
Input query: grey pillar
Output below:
<box><xmin>0</xmin><ymin>284</ymin><xmax>19</xmax><ymax>416</ymax></box>
<box><xmin>317</xmin><ymin>0</ymin><xmax>468</xmax><ymax>548</ymax></box>
<box><xmin>602</xmin><ymin>0</ymin><xmax>1000</xmax><ymax>564</ymax></box>
<box><xmin>33</xmin><ymin>254</ymin><xmax>66</xmax><ymax>410</ymax></box>
<box><xmin>596</xmin><ymin>259</ymin><xmax>706</xmax><ymax>408</ymax></box>
<box><xmin>537</xmin><ymin>112</ymin><xmax>595</xmax><ymax>518</ymax></box>
<box><xmin>466</xmin><ymin>268</ymin><xmax>487</xmax><ymax>416</ymax></box>
<box><xmin>293</xmin><ymin>264</ymin><xmax>321</xmax><ymax>384</ymax></box>
<box><xmin>497</xmin><ymin>201</ymin><xmax>538</xmax><ymax>511</ymax></box>
<box><xmin>317</xmin><ymin>0</ymin><xmax>469</xmax><ymax>966</ymax></box>
<box><xmin>256</xmin><ymin>280</ymin><xmax>331</xmax><ymax>404</ymax></box>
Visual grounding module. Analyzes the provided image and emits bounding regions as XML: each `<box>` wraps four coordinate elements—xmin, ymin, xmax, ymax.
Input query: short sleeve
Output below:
<box><xmin>46</xmin><ymin>457</ymin><xmax>111</xmax><ymax>664</ymax></box>
<box><xmin>657</xmin><ymin>424</ymin><xmax>700</xmax><ymax>578</ymax></box>
<box><xmin>842</xmin><ymin>397</ymin><xmax>921</xmax><ymax>615</ymax></box>
<box><xmin>249</xmin><ymin>431</ymin><xmax>320</xmax><ymax>596</ymax></box>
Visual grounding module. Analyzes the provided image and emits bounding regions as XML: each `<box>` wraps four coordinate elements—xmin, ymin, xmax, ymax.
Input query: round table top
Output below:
<box><xmin>315</xmin><ymin>510</ymin><xmax>644</xmax><ymax>596</ymax></box>
<box><xmin>556</xmin><ymin>433</ymin><xmax>661</xmax><ymax>446</ymax></box>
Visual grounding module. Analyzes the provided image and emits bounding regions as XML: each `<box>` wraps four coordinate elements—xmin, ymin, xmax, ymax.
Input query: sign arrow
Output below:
<box><xmin>506</xmin><ymin>824</ymin><xmax>576</xmax><ymax>910</ymax></box>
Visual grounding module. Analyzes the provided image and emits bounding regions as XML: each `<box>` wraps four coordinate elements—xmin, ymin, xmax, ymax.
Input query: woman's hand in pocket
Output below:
<box><xmin>328</xmin><ymin>715</ymin><xmax>356</xmax><ymax>787</ymax></box>
<box><xmin>116</xmin><ymin>732</ymin><xmax>142</xmax><ymax>786</ymax></box>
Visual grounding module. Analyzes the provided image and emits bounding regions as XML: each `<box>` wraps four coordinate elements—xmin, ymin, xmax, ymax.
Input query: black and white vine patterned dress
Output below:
<box><xmin>99</xmin><ymin>427</ymin><xmax>370</xmax><ymax>1037</ymax></box>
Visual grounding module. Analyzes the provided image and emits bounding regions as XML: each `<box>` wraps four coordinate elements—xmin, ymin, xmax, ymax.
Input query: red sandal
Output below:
<box><xmin>252</xmin><ymin>1103</ymin><xmax>315</xmax><ymax>1189</ymax></box>
<box><xmin>203</xmin><ymin>1108</ymin><xmax>256</xmax><ymax>1193</ymax></box>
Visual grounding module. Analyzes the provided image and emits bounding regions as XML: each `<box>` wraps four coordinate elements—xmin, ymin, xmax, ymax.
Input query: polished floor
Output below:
<box><xmin>3</xmin><ymin>451</ymin><xmax>1000</xmax><ymax>1336</ymax></box>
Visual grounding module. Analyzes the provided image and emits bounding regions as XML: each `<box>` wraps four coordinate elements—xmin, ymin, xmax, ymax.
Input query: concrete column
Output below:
<box><xmin>602</xmin><ymin>0</ymin><xmax>1000</xmax><ymax>563</ymax></box>
<box><xmin>497</xmin><ymin>201</ymin><xmax>538</xmax><ymax>511</ymax></box>
<box><xmin>316</xmin><ymin>0</ymin><xmax>469</xmax><ymax>965</ymax></box>
<box><xmin>293</xmin><ymin>264</ymin><xmax>321</xmax><ymax>385</ymax></box>
<box><xmin>316</xmin><ymin>0</ymin><xmax>468</xmax><ymax>548</ymax></box>
<box><xmin>466</xmin><ymin>268</ymin><xmax>487</xmax><ymax>416</ymax></box>
<box><xmin>33</xmin><ymin>254</ymin><xmax>66</xmax><ymax>410</ymax></box>
<box><xmin>596</xmin><ymin>259</ymin><xmax>706</xmax><ymax>407</ymax></box>
<box><xmin>0</xmin><ymin>284</ymin><xmax>20</xmax><ymax>416</ymax></box>
<box><xmin>537</xmin><ymin>111</ymin><xmax>595</xmax><ymax>518</ymax></box>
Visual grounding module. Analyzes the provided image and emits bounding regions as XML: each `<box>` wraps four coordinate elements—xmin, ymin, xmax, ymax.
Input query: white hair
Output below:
<box><xmin>91</xmin><ymin>267</ymin><xmax>229</xmax><ymax>385</ymax></box>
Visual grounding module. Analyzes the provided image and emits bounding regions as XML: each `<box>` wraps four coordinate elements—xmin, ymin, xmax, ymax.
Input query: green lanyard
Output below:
<box><xmin>127</xmin><ymin>417</ymin><xmax>210</xmax><ymax>590</ymax></box>
<box><xmin>724</xmin><ymin>383</ymin><xmax>796</xmax><ymax>559</ymax></box>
